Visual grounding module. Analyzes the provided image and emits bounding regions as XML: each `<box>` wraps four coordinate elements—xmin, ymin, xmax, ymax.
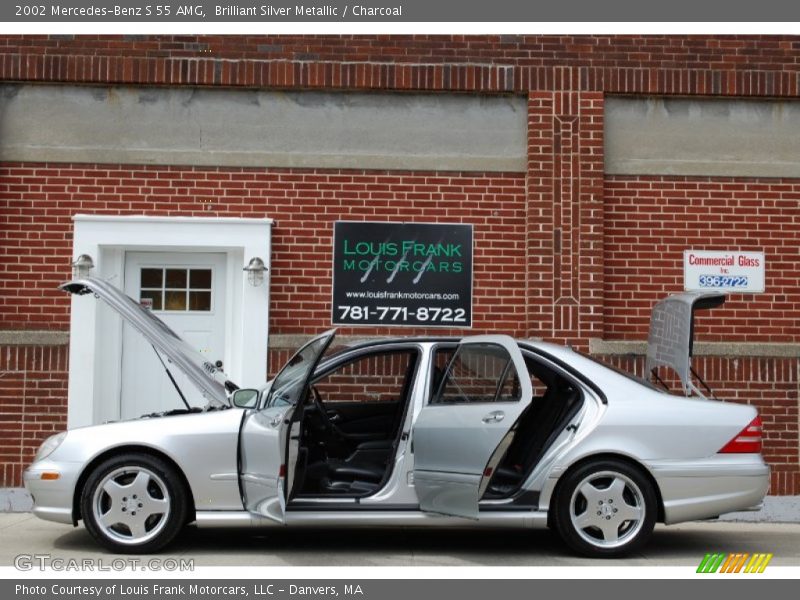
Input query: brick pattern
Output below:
<box><xmin>3</xmin><ymin>35</ymin><xmax>800</xmax><ymax>96</ymax></box>
<box><xmin>1</xmin><ymin>163</ymin><xmax>527</xmax><ymax>337</ymax></box>
<box><xmin>601</xmin><ymin>354</ymin><xmax>800</xmax><ymax>495</ymax></box>
<box><xmin>604</xmin><ymin>176</ymin><xmax>800</xmax><ymax>342</ymax></box>
<box><xmin>0</xmin><ymin>345</ymin><xmax>68</xmax><ymax>486</ymax></box>
<box><xmin>526</xmin><ymin>92</ymin><xmax>604</xmax><ymax>348</ymax></box>
<box><xmin>313</xmin><ymin>350</ymin><xmax>415</xmax><ymax>404</ymax></box>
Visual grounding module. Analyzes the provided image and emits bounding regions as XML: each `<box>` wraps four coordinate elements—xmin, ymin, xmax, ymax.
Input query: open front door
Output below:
<box><xmin>413</xmin><ymin>335</ymin><xmax>533</xmax><ymax>519</ymax></box>
<box><xmin>239</xmin><ymin>330</ymin><xmax>335</xmax><ymax>522</ymax></box>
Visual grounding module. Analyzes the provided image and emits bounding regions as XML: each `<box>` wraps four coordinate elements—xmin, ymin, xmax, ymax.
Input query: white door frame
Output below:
<box><xmin>67</xmin><ymin>214</ymin><xmax>273</xmax><ymax>428</ymax></box>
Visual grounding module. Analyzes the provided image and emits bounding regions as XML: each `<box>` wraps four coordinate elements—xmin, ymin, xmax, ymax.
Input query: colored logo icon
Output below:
<box><xmin>697</xmin><ymin>553</ymin><xmax>773</xmax><ymax>573</ymax></box>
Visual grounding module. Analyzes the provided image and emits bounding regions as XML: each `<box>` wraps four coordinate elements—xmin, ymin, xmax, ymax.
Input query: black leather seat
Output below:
<box><xmin>486</xmin><ymin>386</ymin><xmax>580</xmax><ymax>496</ymax></box>
<box><xmin>319</xmin><ymin>461</ymin><xmax>385</xmax><ymax>494</ymax></box>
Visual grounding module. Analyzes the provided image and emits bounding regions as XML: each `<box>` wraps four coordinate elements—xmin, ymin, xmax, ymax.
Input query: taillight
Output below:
<box><xmin>718</xmin><ymin>416</ymin><xmax>762</xmax><ymax>454</ymax></box>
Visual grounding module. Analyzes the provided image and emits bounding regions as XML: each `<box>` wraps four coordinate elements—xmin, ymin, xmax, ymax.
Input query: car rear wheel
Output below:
<box><xmin>81</xmin><ymin>453</ymin><xmax>187</xmax><ymax>553</ymax></box>
<box><xmin>553</xmin><ymin>459</ymin><xmax>656</xmax><ymax>558</ymax></box>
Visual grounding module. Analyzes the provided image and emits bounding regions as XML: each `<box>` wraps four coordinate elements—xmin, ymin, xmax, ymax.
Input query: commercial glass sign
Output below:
<box><xmin>684</xmin><ymin>250</ymin><xmax>765</xmax><ymax>293</ymax></box>
<box><xmin>332</xmin><ymin>221</ymin><xmax>473</xmax><ymax>327</ymax></box>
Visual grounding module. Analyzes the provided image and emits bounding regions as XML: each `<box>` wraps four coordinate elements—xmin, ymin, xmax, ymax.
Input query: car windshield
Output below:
<box><xmin>265</xmin><ymin>333</ymin><xmax>333</xmax><ymax>408</ymax></box>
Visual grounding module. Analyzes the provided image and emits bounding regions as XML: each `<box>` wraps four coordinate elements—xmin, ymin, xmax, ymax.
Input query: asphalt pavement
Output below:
<box><xmin>0</xmin><ymin>513</ymin><xmax>798</xmax><ymax>567</ymax></box>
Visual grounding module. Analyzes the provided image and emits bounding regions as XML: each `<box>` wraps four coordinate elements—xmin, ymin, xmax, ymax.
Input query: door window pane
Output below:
<box><xmin>139</xmin><ymin>289</ymin><xmax>162</xmax><ymax>311</ymax></box>
<box><xmin>140</xmin><ymin>268</ymin><xmax>163</xmax><ymax>288</ymax></box>
<box><xmin>139</xmin><ymin>267</ymin><xmax>213</xmax><ymax>312</ymax></box>
<box><xmin>189</xmin><ymin>269</ymin><xmax>212</xmax><ymax>289</ymax></box>
<box><xmin>313</xmin><ymin>350</ymin><xmax>416</xmax><ymax>404</ymax></box>
<box><xmin>164</xmin><ymin>290</ymin><xmax>187</xmax><ymax>311</ymax></box>
<box><xmin>189</xmin><ymin>291</ymin><xmax>211</xmax><ymax>311</ymax></box>
<box><xmin>165</xmin><ymin>268</ymin><xmax>187</xmax><ymax>289</ymax></box>
<box><xmin>433</xmin><ymin>343</ymin><xmax>521</xmax><ymax>405</ymax></box>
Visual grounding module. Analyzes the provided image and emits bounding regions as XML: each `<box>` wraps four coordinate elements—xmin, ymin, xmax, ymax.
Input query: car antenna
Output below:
<box><xmin>151</xmin><ymin>344</ymin><xmax>192</xmax><ymax>411</ymax></box>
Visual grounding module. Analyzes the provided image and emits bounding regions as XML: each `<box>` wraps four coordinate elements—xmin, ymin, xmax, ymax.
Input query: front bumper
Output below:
<box><xmin>648</xmin><ymin>455</ymin><xmax>770</xmax><ymax>524</ymax></box>
<box><xmin>23</xmin><ymin>459</ymin><xmax>83</xmax><ymax>525</ymax></box>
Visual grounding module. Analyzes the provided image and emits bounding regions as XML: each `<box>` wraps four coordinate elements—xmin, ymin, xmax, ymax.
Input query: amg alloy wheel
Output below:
<box><xmin>81</xmin><ymin>454</ymin><xmax>187</xmax><ymax>553</ymax></box>
<box><xmin>554</xmin><ymin>459</ymin><xmax>656</xmax><ymax>557</ymax></box>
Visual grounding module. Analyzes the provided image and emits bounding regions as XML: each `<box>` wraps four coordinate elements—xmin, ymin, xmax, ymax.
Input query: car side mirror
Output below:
<box><xmin>231</xmin><ymin>388</ymin><xmax>260</xmax><ymax>409</ymax></box>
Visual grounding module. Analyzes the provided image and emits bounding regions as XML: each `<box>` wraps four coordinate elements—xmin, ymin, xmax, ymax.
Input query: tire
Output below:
<box><xmin>81</xmin><ymin>453</ymin><xmax>188</xmax><ymax>554</ymax></box>
<box><xmin>552</xmin><ymin>458</ymin><xmax>657</xmax><ymax>558</ymax></box>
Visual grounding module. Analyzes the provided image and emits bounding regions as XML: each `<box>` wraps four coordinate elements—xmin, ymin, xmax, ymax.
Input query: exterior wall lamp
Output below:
<box><xmin>243</xmin><ymin>257</ymin><xmax>267</xmax><ymax>287</ymax></box>
<box><xmin>71</xmin><ymin>254</ymin><xmax>95</xmax><ymax>279</ymax></box>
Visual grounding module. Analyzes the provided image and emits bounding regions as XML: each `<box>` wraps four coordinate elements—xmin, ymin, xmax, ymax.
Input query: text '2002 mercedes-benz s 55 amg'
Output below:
<box><xmin>24</xmin><ymin>278</ymin><xmax>768</xmax><ymax>557</ymax></box>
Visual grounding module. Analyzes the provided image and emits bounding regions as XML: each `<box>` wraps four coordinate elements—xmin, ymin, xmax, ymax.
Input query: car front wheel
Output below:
<box><xmin>553</xmin><ymin>459</ymin><xmax>656</xmax><ymax>558</ymax></box>
<box><xmin>81</xmin><ymin>453</ymin><xmax>188</xmax><ymax>553</ymax></box>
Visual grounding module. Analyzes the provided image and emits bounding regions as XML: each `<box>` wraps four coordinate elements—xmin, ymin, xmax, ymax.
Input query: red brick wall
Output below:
<box><xmin>604</xmin><ymin>176</ymin><xmax>800</xmax><ymax>342</ymax></box>
<box><xmin>526</xmin><ymin>91</ymin><xmax>604</xmax><ymax>347</ymax></box>
<box><xmin>0</xmin><ymin>345</ymin><xmax>68</xmax><ymax>486</ymax></box>
<box><xmin>2</xmin><ymin>35</ymin><xmax>800</xmax><ymax>97</ymax></box>
<box><xmin>313</xmin><ymin>350</ymin><xmax>415</xmax><ymax>404</ymax></box>
<box><xmin>1</xmin><ymin>163</ymin><xmax>527</xmax><ymax>336</ymax></box>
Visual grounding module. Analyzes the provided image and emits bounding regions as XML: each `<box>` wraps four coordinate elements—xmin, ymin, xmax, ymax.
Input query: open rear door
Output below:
<box><xmin>239</xmin><ymin>330</ymin><xmax>335</xmax><ymax>522</ymax></box>
<box><xmin>412</xmin><ymin>335</ymin><xmax>533</xmax><ymax>519</ymax></box>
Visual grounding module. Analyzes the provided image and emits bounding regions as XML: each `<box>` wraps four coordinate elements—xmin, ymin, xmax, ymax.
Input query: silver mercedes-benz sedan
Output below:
<box><xmin>24</xmin><ymin>279</ymin><xmax>768</xmax><ymax>557</ymax></box>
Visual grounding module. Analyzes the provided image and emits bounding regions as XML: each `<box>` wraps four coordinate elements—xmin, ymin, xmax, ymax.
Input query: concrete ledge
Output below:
<box><xmin>0</xmin><ymin>330</ymin><xmax>69</xmax><ymax>346</ymax></box>
<box><xmin>0</xmin><ymin>488</ymin><xmax>33</xmax><ymax>512</ymax></box>
<box><xmin>717</xmin><ymin>496</ymin><xmax>800</xmax><ymax>523</ymax></box>
<box><xmin>0</xmin><ymin>84</ymin><xmax>527</xmax><ymax>173</ymax></box>
<box><xmin>589</xmin><ymin>338</ymin><xmax>800</xmax><ymax>358</ymax></box>
<box><xmin>606</xmin><ymin>96</ymin><xmax>800</xmax><ymax>178</ymax></box>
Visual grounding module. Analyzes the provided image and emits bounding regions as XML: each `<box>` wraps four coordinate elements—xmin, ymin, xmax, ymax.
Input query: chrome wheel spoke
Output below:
<box><xmin>617</xmin><ymin>501</ymin><xmax>643</xmax><ymax>523</ymax></box>
<box><xmin>102</xmin><ymin>479</ymin><xmax>127</xmax><ymax>501</ymax></box>
<box><xmin>607</xmin><ymin>477</ymin><xmax>627</xmax><ymax>502</ymax></box>
<box><xmin>142</xmin><ymin>496</ymin><xmax>169</xmax><ymax>519</ymax></box>
<box><xmin>130</xmin><ymin>471</ymin><xmax>152</xmax><ymax>496</ymax></box>
<box><xmin>574</xmin><ymin>510</ymin><xmax>598</xmax><ymax>531</ymax></box>
<box><xmin>578</xmin><ymin>481</ymin><xmax>602</xmax><ymax>504</ymax></box>
<box><xmin>127</xmin><ymin>517</ymin><xmax>148</xmax><ymax>540</ymax></box>
<box><xmin>99</xmin><ymin>506</ymin><xmax>124</xmax><ymax>529</ymax></box>
<box><xmin>598</xmin><ymin>520</ymin><xmax>620</xmax><ymax>543</ymax></box>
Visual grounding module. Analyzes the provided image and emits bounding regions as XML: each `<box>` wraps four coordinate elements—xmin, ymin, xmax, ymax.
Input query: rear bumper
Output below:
<box><xmin>647</xmin><ymin>455</ymin><xmax>770</xmax><ymax>524</ymax></box>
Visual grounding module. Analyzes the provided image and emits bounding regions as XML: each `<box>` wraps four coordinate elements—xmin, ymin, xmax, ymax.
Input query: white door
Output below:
<box><xmin>121</xmin><ymin>251</ymin><xmax>227</xmax><ymax>418</ymax></box>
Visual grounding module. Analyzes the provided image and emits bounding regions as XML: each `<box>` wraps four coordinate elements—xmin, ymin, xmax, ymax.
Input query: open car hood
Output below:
<box><xmin>645</xmin><ymin>291</ymin><xmax>726</xmax><ymax>396</ymax></box>
<box><xmin>60</xmin><ymin>277</ymin><xmax>230</xmax><ymax>407</ymax></box>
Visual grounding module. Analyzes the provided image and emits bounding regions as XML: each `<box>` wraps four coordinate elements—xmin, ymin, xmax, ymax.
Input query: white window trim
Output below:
<box><xmin>68</xmin><ymin>214</ymin><xmax>273</xmax><ymax>427</ymax></box>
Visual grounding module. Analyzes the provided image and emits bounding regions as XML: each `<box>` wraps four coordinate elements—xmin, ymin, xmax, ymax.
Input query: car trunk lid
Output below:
<box><xmin>645</xmin><ymin>291</ymin><xmax>725</xmax><ymax>396</ymax></box>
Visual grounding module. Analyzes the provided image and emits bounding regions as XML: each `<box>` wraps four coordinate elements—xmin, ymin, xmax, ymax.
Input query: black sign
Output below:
<box><xmin>332</xmin><ymin>221</ymin><xmax>473</xmax><ymax>327</ymax></box>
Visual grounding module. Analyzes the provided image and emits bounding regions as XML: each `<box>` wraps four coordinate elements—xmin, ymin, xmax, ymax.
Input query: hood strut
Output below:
<box><xmin>152</xmin><ymin>344</ymin><xmax>192</xmax><ymax>411</ymax></box>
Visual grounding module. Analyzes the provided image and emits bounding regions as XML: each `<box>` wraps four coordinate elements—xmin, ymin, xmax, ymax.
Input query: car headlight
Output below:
<box><xmin>34</xmin><ymin>432</ymin><xmax>67</xmax><ymax>462</ymax></box>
